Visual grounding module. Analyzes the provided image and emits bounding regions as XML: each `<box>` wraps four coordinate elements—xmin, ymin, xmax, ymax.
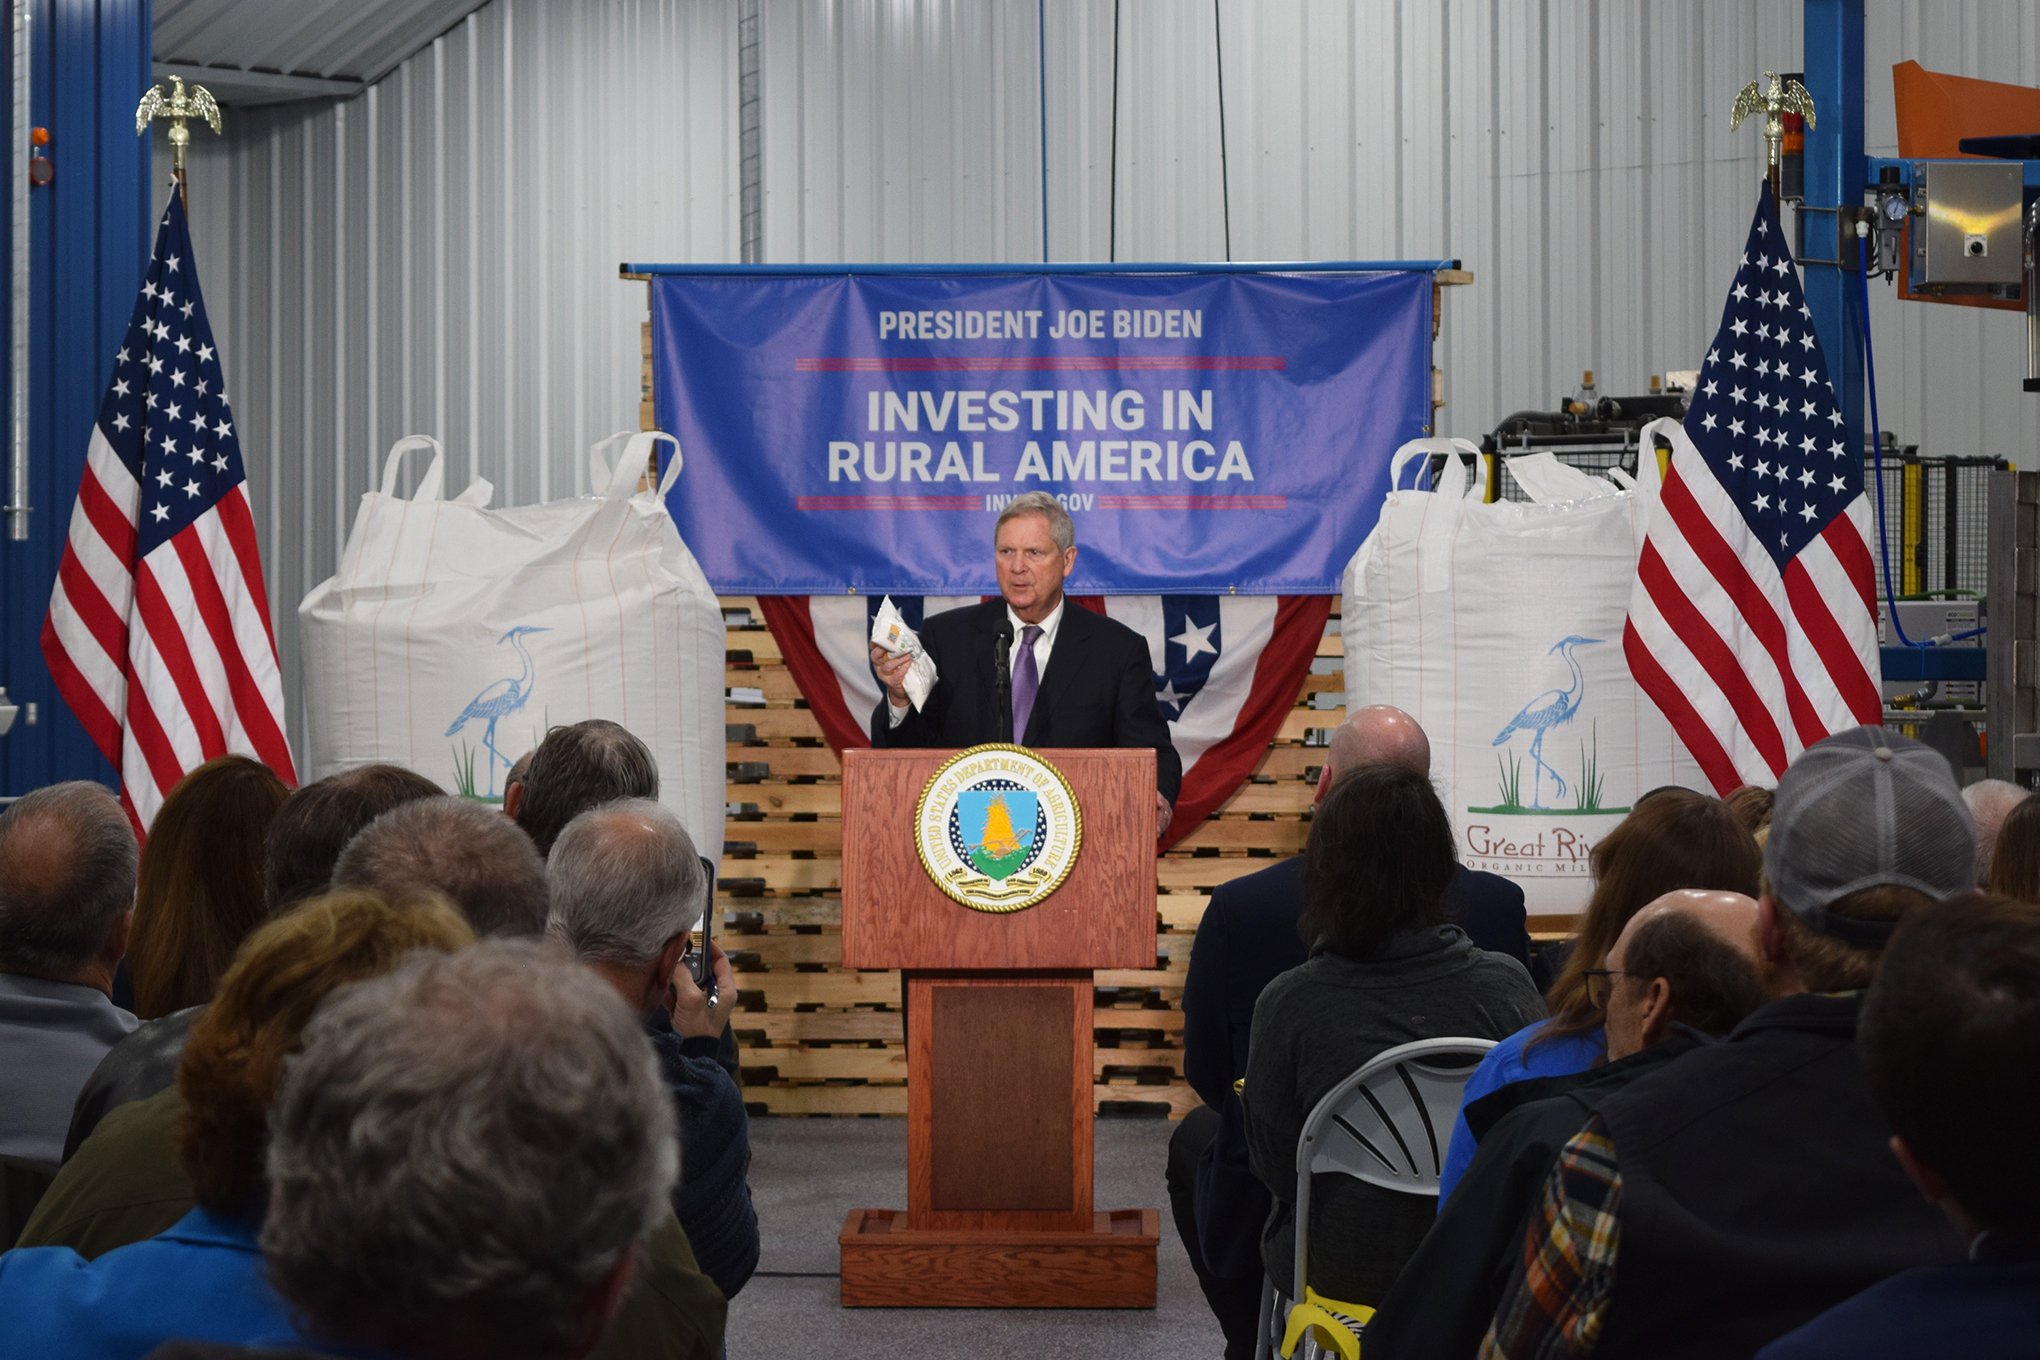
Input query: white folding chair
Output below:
<box><xmin>1253</xmin><ymin>1036</ymin><xmax>1498</xmax><ymax>1360</ymax></box>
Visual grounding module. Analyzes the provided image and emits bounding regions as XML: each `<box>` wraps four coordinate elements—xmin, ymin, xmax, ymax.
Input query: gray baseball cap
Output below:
<box><xmin>1765</xmin><ymin>726</ymin><xmax>1975</xmax><ymax>945</ymax></box>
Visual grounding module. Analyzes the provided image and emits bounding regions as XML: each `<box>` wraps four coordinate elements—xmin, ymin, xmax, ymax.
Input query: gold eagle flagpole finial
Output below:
<box><xmin>1731</xmin><ymin>71</ymin><xmax>1815</xmax><ymax>203</ymax></box>
<box><xmin>135</xmin><ymin>75</ymin><xmax>223</xmax><ymax>202</ymax></box>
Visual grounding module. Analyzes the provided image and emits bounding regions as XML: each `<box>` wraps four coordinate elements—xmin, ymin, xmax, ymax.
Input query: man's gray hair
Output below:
<box><xmin>0</xmin><ymin>782</ymin><xmax>137</xmax><ymax>978</ymax></box>
<box><xmin>545</xmin><ymin>799</ymin><xmax>705</xmax><ymax>968</ymax></box>
<box><xmin>995</xmin><ymin>490</ymin><xmax>1075</xmax><ymax>553</ymax></box>
<box><xmin>332</xmin><ymin>796</ymin><xmax>548</xmax><ymax>937</ymax></box>
<box><xmin>1963</xmin><ymin>778</ymin><xmax>2029</xmax><ymax>886</ymax></box>
<box><xmin>262</xmin><ymin>939</ymin><xmax>676</xmax><ymax>1360</ymax></box>
<box><xmin>515</xmin><ymin>720</ymin><xmax>661</xmax><ymax>857</ymax></box>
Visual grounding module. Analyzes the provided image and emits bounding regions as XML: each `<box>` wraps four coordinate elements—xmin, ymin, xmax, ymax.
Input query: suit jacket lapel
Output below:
<box><xmin>969</xmin><ymin>601</ymin><xmax>1007</xmax><ymax>744</ymax></box>
<box><xmin>1025</xmin><ymin>600</ymin><xmax>1090</xmax><ymax>746</ymax></box>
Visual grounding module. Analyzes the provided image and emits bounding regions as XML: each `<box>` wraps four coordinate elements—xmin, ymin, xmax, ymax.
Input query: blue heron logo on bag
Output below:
<box><xmin>445</xmin><ymin>626</ymin><xmax>548</xmax><ymax>800</ymax></box>
<box><xmin>1474</xmin><ymin>636</ymin><xmax>1629</xmax><ymax>816</ymax></box>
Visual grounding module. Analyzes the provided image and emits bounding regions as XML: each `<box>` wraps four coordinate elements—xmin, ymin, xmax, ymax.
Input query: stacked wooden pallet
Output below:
<box><xmin>718</xmin><ymin>595</ymin><xmax>1347</xmax><ymax>1119</ymax></box>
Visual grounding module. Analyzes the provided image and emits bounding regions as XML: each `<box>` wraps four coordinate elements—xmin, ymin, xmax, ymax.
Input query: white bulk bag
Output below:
<box><xmin>1342</xmin><ymin>436</ymin><xmax>1704</xmax><ymax>914</ymax></box>
<box><xmin>298</xmin><ymin>431</ymin><xmax>726</xmax><ymax>866</ymax></box>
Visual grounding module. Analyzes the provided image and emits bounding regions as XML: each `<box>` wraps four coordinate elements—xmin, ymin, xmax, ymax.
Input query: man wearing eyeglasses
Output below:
<box><xmin>1363</xmin><ymin>890</ymin><xmax>1766</xmax><ymax>1360</ymax></box>
<box><xmin>868</xmin><ymin>490</ymin><xmax>1181</xmax><ymax>834</ymax></box>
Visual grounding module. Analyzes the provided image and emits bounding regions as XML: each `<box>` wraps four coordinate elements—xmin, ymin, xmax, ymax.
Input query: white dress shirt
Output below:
<box><xmin>888</xmin><ymin>595</ymin><xmax>1065</xmax><ymax>727</ymax></box>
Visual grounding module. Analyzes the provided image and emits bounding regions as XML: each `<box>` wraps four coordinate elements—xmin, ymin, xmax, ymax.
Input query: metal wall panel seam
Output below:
<box><xmin>463</xmin><ymin>13</ymin><xmax>477</xmax><ymax>498</ymax></box>
<box><xmin>432</xmin><ymin>33</ymin><xmax>447</xmax><ymax>480</ymax></box>
<box><xmin>536</xmin><ymin>0</ymin><xmax>552</xmax><ymax>502</ymax></box>
<box><xmin>365</xmin><ymin>82</ymin><xmax>379</xmax><ymax>538</ymax></box>
<box><xmin>496</xmin><ymin>2</ymin><xmax>510</xmax><ymax>503</ymax></box>
<box><xmin>265</xmin><ymin>123</ymin><xmax>279</xmax><ymax>658</ymax></box>
<box><xmin>398</xmin><ymin>59</ymin><xmax>413</xmax><ymax>475</ymax></box>
<box><xmin>300</xmin><ymin>116</ymin><xmax>313</xmax><ymax>628</ymax></box>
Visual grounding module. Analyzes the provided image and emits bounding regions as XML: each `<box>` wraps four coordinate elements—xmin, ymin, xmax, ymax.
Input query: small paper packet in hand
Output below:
<box><xmin>870</xmin><ymin>596</ymin><xmax>938</xmax><ymax>711</ymax></box>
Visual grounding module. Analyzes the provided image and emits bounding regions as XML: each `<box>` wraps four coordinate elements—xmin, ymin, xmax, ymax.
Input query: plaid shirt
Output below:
<box><xmin>1479</xmin><ymin>1115</ymin><xmax>1623</xmax><ymax>1359</ymax></box>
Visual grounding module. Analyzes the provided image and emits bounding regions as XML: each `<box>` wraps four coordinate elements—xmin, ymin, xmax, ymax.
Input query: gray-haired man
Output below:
<box><xmin>0</xmin><ymin>782</ymin><xmax>140</xmax><ymax>1163</ymax></box>
<box><xmin>331</xmin><ymin>795</ymin><xmax>549</xmax><ymax>936</ymax></box>
<box><xmin>261</xmin><ymin>939</ymin><xmax>714</xmax><ymax>1359</ymax></box>
<box><xmin>546</xmin><ymin>799</ymin><xmax>758</xmax><ymax>1301</ymax></box>
<box><xmin>867</xmin><ymin>489</ymin><xmax>1181</xmax><ymax>831</ymax></box>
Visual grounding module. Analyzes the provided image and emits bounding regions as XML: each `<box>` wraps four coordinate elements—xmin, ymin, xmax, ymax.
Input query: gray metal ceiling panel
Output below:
<box><xmin>155</xmin><ymin>0</ymin><xmax>491</xmax><ymax>84</ymax></box>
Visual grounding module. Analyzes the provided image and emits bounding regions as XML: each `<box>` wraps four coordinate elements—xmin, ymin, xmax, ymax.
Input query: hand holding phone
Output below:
<box><xmin>668</xmin><ymin>940</ymin><xmax>733</xmax><ymax>1040</ymax></box>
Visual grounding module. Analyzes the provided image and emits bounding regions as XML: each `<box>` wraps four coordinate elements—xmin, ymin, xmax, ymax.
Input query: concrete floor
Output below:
<box><xmin>726</xmin><ymin>1115</ymin><xmax>1226</xmax><ymax>1358</ymax></box>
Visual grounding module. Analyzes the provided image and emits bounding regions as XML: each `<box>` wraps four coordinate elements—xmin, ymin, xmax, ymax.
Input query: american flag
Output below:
<box><xmin>1624</xmin><ymin>182</ymin><xmax>1882</xmax><ymax>793</ymax></box>
<box><xmin>40</xmin><ymin>191</ymin><xmax>295</xmax><ymax>831</ymax></box>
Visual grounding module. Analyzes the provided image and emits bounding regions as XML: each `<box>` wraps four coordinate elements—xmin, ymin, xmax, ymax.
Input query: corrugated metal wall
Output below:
<box><xmin>166</xmin><ymin>0</ymin><xmax>2040</xmax><ymax>757</ymax></box>
<box><xmin>159</xmin><ymin>0</ymin><xmax>736</xmax><ymax>752</ymax></box>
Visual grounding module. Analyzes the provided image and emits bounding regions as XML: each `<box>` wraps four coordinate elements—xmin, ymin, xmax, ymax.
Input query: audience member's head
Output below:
<box><xmin>264</xmin><ymin>764</ymin><xmax>443</xmax><ymax>913</ymax></box>
<box><xmin>503</xmin><ymin>748</ymin><xmax>536</xmax><ymax>816</ymax></box>
<box><xmin>1759</xmin><ymin>726</ymin><xmax>1975</xmax><ymax>995</ymax></box>
<box><xmin>1540</xmin><ymin>789</ymin><xmax>1760</xmax><ymax>1047</ymax></box>
<box><xmin>1314</xmin><ymin>706</ymin><xmax>1430</xmax><ymax>806</ymax></box>
<box><xmin>546</xmin><ymin>799</ymin><xmax>706</xmax><ymax>1018</ymax></box>
<box><xmin>0</xmin><ymin>782</ymin><xmax>138</xmax><ymax>992</ymax></box>
<box><xmin>1860</xmin><ymin>893</ymin><xmax>2040</xmax><ymax>1245</ymax></box>
<box><xmin>513</xmin><ymin>720</ymin><xmax>660</xmax><ymax>857</ymax></box>
<box><xmin>262</xmin><ymin>939</ymin><xmax>677</xmax><ymax>1360</ymax></box>
<box><xmin>332</xmin><ymin>796</ymin><xmax>548</xmax><ymax>936</ymax></box>
<box><xmin>127</xmin><ymin>755</ymin><xmax>291</xmax><ymax>1020</ymax></box>
<box><xmin>1986</xmin><ymin>791</ymin><xmax>2040</xmax><ymax>903</ymax></box>
<box><xmin>1598</xmin><ymin>889</ymin><xmax>1765</xmax><ymax>1061</ymax></box>
<box><xmin>177</xmin><ymin>890</ymin><xmax>472</xmax><ymax>1218</ymax></box>
<box><xmin>1300</xmin><ymin>764</ymin><xmax>1456</xmax><ymax>961</ymax></box>
<box><xmin>1723</xmin><ymin>784</ymin><xmax>1775</xmax><ymax>835</ymax></box>
<box><xmin>1965</xmin><ymin>779</ymin><xmax>2029</xmax><ymax>888</ymax></box>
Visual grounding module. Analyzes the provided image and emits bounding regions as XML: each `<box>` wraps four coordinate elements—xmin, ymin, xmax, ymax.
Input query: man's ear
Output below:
<box><xmin>503</xmin><ymin>782</ymin><xmax>523</xmax><ymax>820</ymax></box>
<box><xmin>1890</xmin><ymin>1134</ymin><xmax>1952</xmax><ymax>1207</ymax></box>
<box><xmin>101</xmin><ymin>907</ymin><xmax>133</xmax><ymax>969</ymax></box>
<box><xmin>570</xmin><ymin>1243</ymin><xmax>639</xmax><ymax>1360</ymax></box>
<box><xmin>1756</xmin><ymin>895</ymin><xmax>1787</xmax><ymax>965</ymax></box>
<box><xmin>1062</xmin><ymin>544</ymin><xmax>1078</xmax><ymax>575</ymax></box>
<box><xmin>1637</xmin><ymin>976</ymin><xmax>1676</xmax><ymax>1047</ymax></box>
<box><xmin>650</xmin><ymin>934</ymin><xmax>689</xmax><ymax>1010</ymax></box>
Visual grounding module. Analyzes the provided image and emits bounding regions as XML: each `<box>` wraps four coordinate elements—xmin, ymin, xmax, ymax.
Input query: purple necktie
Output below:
<box><xmin>1011</xmin><ymin>624</ymin><xmax>1042</xmax><ymax>744</ymax></box>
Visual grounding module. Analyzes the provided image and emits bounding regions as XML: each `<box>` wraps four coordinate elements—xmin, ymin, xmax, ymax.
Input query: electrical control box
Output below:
<box><xmin>1879</xmin><ymin>600</ymin><xmax>1983</xmax><ymax>650</ymax></box>
<box><xmin>1909</xmin><ymin>160</ymin><xmax>2025</xmax><ymax>294</ymax></box>
<box><xmin>1880</xmin><ymin>600</ymin><xmax>1984</xmax><ymax>707</ymax></box>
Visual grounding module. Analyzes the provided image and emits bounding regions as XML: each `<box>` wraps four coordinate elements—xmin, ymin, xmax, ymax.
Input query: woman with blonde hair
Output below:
<box><xmin>1435</xmin><ymin>788</ymin><xmax>1762</xmax><ymax>1201</ymax></box>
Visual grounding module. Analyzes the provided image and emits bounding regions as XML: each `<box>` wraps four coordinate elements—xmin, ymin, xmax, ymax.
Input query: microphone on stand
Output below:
<box><xmin>994</xmin><ymin>618</ymin><xmax>1014</xmax><ymax>744</ymax></box>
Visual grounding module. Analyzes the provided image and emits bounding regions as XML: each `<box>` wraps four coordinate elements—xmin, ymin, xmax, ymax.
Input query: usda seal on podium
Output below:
<box><xmin>914</xmin><ymin>744</ymin><xmax>1083</xmax><ymax>913</ymax></box>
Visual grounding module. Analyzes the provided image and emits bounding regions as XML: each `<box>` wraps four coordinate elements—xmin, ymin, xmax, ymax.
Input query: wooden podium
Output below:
<box><xmin>835</xmin><ymin>746</ymin><xmax>1161</xmax><ymax>1308</ymax></box>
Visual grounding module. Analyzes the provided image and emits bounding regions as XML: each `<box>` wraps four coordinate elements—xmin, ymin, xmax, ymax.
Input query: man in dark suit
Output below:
<box><xmin>868</xmin><ymin>490</ymin><xmax>1182</xmax><ymax>832</ymax></box>
<box><xmin>1167</xmin><ymin>706</ymin><xmax>1533</xmax><ymax>1357</ymax></box>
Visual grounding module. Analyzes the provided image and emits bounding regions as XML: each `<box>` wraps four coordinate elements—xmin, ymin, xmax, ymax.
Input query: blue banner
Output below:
<box><xmin>650</xmin><ymin>268</ymin><xmax>1433</xmax><ymax>595</ymax></box>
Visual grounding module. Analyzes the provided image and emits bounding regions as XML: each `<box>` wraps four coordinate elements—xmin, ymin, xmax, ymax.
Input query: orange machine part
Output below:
<box><xmin>1892</xmin><ymin>60</ymin><xmax>2040</xmax><ymax>313</ymax></box>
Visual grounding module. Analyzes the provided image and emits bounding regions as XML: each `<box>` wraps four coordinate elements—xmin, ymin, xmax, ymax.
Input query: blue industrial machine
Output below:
<box><xmin>1785</xmin><ymin>1</ymin><xmax>2034</xmax><ymax>782</ymax></box>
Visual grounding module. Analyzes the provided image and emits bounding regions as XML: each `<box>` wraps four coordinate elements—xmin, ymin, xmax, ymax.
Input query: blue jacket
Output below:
<box><xmin>1436</xmin><ymin>1018</ymin><xmax>1605</xmax><ymax>1203</ymax></box>
<box><xmin>0</xmin><ymin>1207</ymin><xmax>303</xmax><ymax>1360</ymax></box>
<box><xmin>1754</xmin><ymin>1235</ymin><xmax>2040</xmax><ymax>1360</ymax></box>
<box><xmin>646</xmin><ymin>1016</ymin><xmax>759</xmax><ymax>1301</ymax></box>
